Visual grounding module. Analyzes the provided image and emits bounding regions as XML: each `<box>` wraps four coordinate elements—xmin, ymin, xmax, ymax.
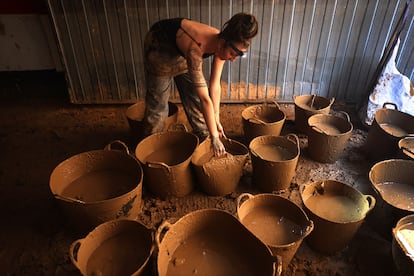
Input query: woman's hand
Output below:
<box><xmin>211</xmin><ymin>135</ymin><xmax>226</xmax><ymax>157</ymax></box>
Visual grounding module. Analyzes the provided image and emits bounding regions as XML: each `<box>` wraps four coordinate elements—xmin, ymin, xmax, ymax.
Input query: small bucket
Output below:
<box><xmin>191</xmin><ymin>137</ymin><xmax>249</xmax><ymax>196</ymax></box>
<box><xmin>369</xmin><ymin>159</ymin><xmax>414</xmax><ymax>228</ymax></box>
<box><xmin>135</xmin><ymin>127</ymin><xmax>199</xmax><ymax>199</ymax></box>
<box><xmin>300</xmin><ymin>180</ymin><xmax>376</xmax><ymax>254</ymax></box>
<box><xmin>155</xmin><ymin>208</ymin><xmax>282</xmax><ymax>276</ymax></box>
<box><xmin>49</xmin><ymin>141</ymin><xmax>143</xmax><ymax>233</ymax></box>
<box><xmin>364</xmin><ymin>102</ymin><xmax>414</xmax><ymax>161</ymax></box>
<box><xmin>399</xmin><ymin>137</ymin><xmax>414</xmax><ymax>160</ymax></box>
<box><xmin>392</xmin><ymin>214</ymin><xmax>414</xmax><ymax>275</ymax></box>
<box><xmin>293</xmin><ymin>94</ymin><xmax>335</xmax><ymax>134</ymax></box>
<box><xmin>241</xmin><ymin>102</ymin><xmax>286</xmax><ymax>143</ymax></box>
<box><xmin>70</xmin><ymin>219</ymin><xmax>154</xmax><ymax>276</ymax></box>
<box><xmin>249</xmin><ymin>134</ymin><xmax>300</xmax><ymax>192</ymax></box>
<box><xmin>236</xmin><ymin>193</ymin><xmax>314</xmax><ymax>270</ymax></box>
<box><xmin>307</xmin><ymin>111</ymin><xmax>353</xmax><ymax>163</ymax></box>
<box><xmin>126</xmin><ymin>100</ymin><xmax>179</xmax><ymax>141</ymax></box>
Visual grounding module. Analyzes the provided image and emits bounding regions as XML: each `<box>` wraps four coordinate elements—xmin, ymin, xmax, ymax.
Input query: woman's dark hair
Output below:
<box><xmin>219</xmin><ymin>13</ymin><xmax>258</xmax><ymax>47</ymax></box>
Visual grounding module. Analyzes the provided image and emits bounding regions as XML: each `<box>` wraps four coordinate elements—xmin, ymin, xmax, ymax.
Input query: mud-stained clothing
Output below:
<box><xmin>142</xmin><ymin>18</ymin><xmax>211</xmax><ymax>139</ymax></box>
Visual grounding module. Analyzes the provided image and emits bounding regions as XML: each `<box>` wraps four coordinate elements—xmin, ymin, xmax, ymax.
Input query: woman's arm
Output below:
<box><xmin>186</xmin><ymin>45</ymin><xmax>219</xmax><ymax>138</ymax></box>
<box><xmin>209</xmin><ymin>56</ymin><xmax>225</xmax><ymax>136</ymax></box>
<box><xmin>186</xmin><ymin>44</ymin><xmax>225</xmax><ymax>156</ymax></box>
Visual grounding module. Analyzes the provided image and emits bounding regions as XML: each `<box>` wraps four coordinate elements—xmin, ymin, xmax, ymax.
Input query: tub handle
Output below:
<box><xmin>364</xmin><ymin>194</ymin><xmax>376</xmax><ymax>214</ymax></box>
<box><xmin>271</xmin><ymin>100</ymin><xmax>282</xmax><ymax>110</ymax></box>
<box><xmin>147</xmin><ymin>161</ymin><xmax>175</xmax><ymax>184</ymax></box>
<box><xmin>236</xmin><ymin>193</ymin><xmax>254</xmax><ymax>213</ymax></box>
<box><xmin>303</xmin><ymin>220</ymin><xmax>315</xmax><ymax>238</ymax></box>
<box><xmin>250</xmin><ymin>148</ymin><xmax>265</xmax><ymax>159</ymax></box>
<box><xmin>248</xmin><ymin>117</ymin><xmax>267</xmax><ymax>125</ymax></box>
<box><xmin>53</xmin><ymin>194</ymin><xmax>85</xmax><ymax>204</ymax></box>
<box><xmin>310</xmin><ymin>125</ymin><xmax>329</xmax><ymax>135</ymax></box>
<box><xmin>249</xmin><ymin>104</ymin><xmax>267</xmax><ymax>124</ymax></box>
<box><xmin>310</xmin><ymin>94</ymin><xmax>317</xmax><ymax>109</ymax></box>
<box><xmin>69</xmin><ymin>238</ymin><xmax>83</xmax><ymax>270</ymax></box>
<box><xmin>286</xmin><ymin>133</ymin><xmax>300</xmax><ymax>152</ymax></box>
<box><xmin>311</xmin><ymin>94</ymin><xmax>334</xmax><ymax>109</ymax></box>
<box><xmin>155</xmin><ymin>220</ymin><xmax>172</xmax><ymax>247</ymax></box>
<box><xmin>273</xmin><ymin>254</ymin><xmax>283</xmax><ymax>276</ymax></box>
<box><xmin>147</xmin><ymin>161</ymin><xmax>171</xmax><ymax>172</ymax></box>
<box><xmin>400</xmin><ymin>146</ymin><xmax>414</xmax><ymax>158</ymax></box>
<box><xmin>104</xmin><ymin>140</ymin><xmax>130</xmax><ymax>155</ymax></box>
<box><xmin>335</xmin><ymin>111</ymin><xmax>351</xmax><ymax>122</ymax></box>
<box><xmin>261</xmin><ymin>100</ymin><xmax>282</xmax><ymax>110</ymax></box>
<box><xmin>382</xmin><ymin>102</ymin><xmax>398</xmax><ymax>110</ymax></box>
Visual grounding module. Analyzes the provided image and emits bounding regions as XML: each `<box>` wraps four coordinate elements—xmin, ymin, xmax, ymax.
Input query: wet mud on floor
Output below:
<box><xmin>0</xmin><ymin>72</ymin><xmax>399</xmax><ymax>275</ymax></box>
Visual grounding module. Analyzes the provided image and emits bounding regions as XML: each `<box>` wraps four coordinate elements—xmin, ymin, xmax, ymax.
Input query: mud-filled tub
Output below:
<box><xmin>249</xmin><ymin>134</ymin><xmax>300</xmax><ymax>192</ymax></box>
<box><xmin>70</xmin><ymin>219</ymin><xmax>154</xmax><ymax>276</ymax></box>
<box><xmin>236</xmin><ymin>193</ymin><xmax>313</xmax><ymax>270</ymax></box>
<box><xmin>156</xmin><ymin>208</ymin><xmax>281</xmax><ymax>276</ymax></box>
<box><xmin>307</xmin><ymin>112</ymin><xmax>353</xmax><ymax>163</ymax></box>
<box><xmin>300</xmin><ymin>179</ymin><xmax>375</xmax><ymax>254</ymax></box>
<box><xmin>241</xmin><ymin>102</ymin><xmax>286</xmax><ymax>143</ymax></box>
<box><xmin>191</xmin><ymin>137</ymin><xmax>249</xmax><ymax>196</ymax></box>
<box><xmin>135</xmin><ymin>129</ymin><xmax>199</xmax><ymax>199</ymax></box>
<box><xmin>399</xmin><ymin>137</ymin><xmax>414</xmax><ymax>160</ymax></box>
<box><xmin>369</xmin><ymin>159</ymin><xmax>414</xmax><ymax>231</ymax></box>
<box><xmin>392</xmin><ymin>214</ymin><xmax>414</xmax><ymax>275</ymax></box>
<box><xmin>49</xmin><ymin>141</ymin><xmax>143</xmax><ymax>232</ymax></box>
<box><xmin>364</xmin><ymin>102</ymin><xmax>414</xmax><ymax>161</ymax></box>
<box><xmin>293</xmin><ymin>94</ymin><xmax>334</xmax><ymax>134</ymax></box>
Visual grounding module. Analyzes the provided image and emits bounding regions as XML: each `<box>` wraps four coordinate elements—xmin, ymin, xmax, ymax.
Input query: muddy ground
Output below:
<box><xmin>0</xmin><ymin>72</ymin><xmax>400</xmax><ymax>275</ymax></box>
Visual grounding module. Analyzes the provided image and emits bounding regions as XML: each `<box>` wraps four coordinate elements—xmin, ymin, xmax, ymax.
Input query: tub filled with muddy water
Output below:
<box><xmin>241</xmin><ymin>102</ymin><xmax>286</xmax><ymax>143</ymax></box>
<box><xmin>156</xmin><ymin>208</ymin><xmax>281</xmax><ymax>276</ymax></box>
<box><xmin>293</xmin><ymin>94</ymin><xmax>334</xmax><ymax>134</ymax></box>
<box><xmin>369</xmin><ymin>159</ymin><xmax>414</xmax><ymax>238</ymax></box>
<box><xmin>236</xmin><ymin>193</ymin><xmax>313</xmax><ymax>270</ymax></box>
<box><xmin>249</xmin><ymin>134</ymin><xmax>300</xmax><ymax>192</ymax></box>
<box><xmin>191</xmin><ymin>137</ymin><xmax>249</xmax><ymax>196</ymax></box>
<box><xmin>70</xmin><ymin>219</ymin><xmax>154</xmax><ymax>276</ymax></box>
<box><xmin>135</xmin><ymin>128</ymin><xmax>199</xmax><ymax>199</ymax></box>
<box><xmin>307</xmin><ymin>111</ymin><xmax>353</xmax><ymax>163</ymax></box>
<box><xmin>364</xmin><ymin>102</ymin><xmax>414</xmax><ymax>161</ymax></box>
<box><xmin>392</xmin><ymin>214</ymin><xmax>414</xmax><ymax>275</ymax></box>
<box><xmin>399</xmin><ymin>137</ymin><xmax>414</xmax><ymax>159</ymax></box>
<box><xmin>300</xmin><ymin>179</ymin><xmax>375</xmax><ymax>254</ymax></box>
<box><xmin>49</xmin><ymin>141</ymin><xmax>143</xmax><ymax>232</ymax></box>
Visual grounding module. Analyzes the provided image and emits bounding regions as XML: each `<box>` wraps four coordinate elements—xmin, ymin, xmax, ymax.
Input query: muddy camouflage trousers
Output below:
<box><xmin>142</xmin><ymin>28</ymin><xmax>209</xmax><ymax>139</ymax></box>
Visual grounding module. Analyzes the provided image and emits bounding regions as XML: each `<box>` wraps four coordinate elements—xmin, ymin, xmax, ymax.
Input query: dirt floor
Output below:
<box><xmin>0</xmin><ymin>72</ymin><xmax>402</xmax><ymax>275</ymax></box>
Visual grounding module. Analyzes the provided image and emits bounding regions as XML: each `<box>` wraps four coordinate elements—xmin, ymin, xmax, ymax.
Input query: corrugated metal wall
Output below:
<box><xmin>48</xmin><ymin>0</ymin><xmax>414</xmax><ymax>104</ymax></box>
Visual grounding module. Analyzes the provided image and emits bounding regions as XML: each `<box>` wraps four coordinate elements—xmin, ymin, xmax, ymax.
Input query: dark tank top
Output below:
<box><xmin>150</xmin><ymin>18</ymin><xmax>213</xmax><ymax>58</ymax></box>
